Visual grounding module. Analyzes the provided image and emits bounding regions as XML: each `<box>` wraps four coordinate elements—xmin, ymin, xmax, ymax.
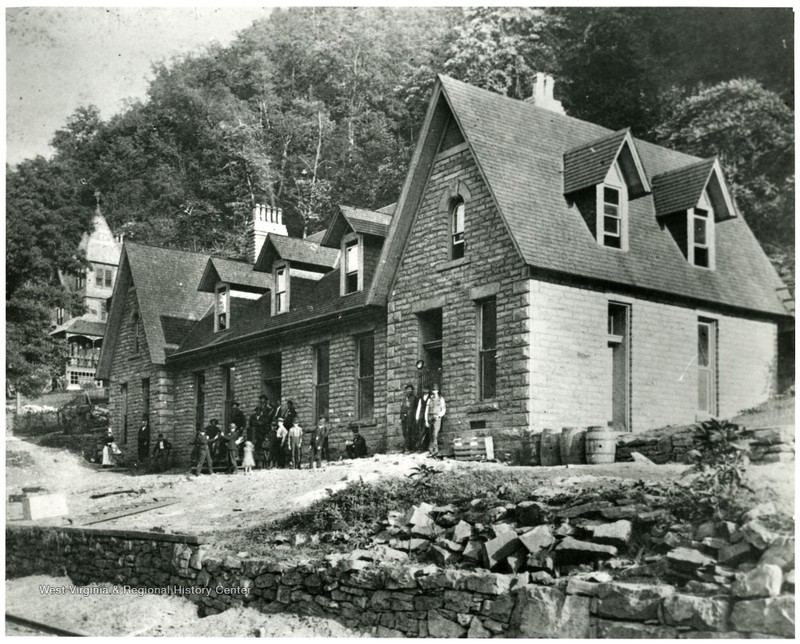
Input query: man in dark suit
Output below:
<box><xmin>400</xmin><ymin>384</ymin><xmax>419</xmax><ymax>452</ymax></box>
<box><xmin>224</xmin><ymin>423</ymin><xmax>243</xmax><ymax>474</ymax></box>
<box><xmin>415</xmin><ymin>388</ymin><xmax>432</xmax><ymax>451</ymax></box>
<box><xmin>231</xmin><ymin>402</ymin><xmax>247</xmax><ymax>434</ymax></box>
<box><xmin>193</xmin><ymin>431</ymin><xmax>214</xmax><ymax>476</ymax></box>
<box><xmin>137</xmin><ymin>414</ymin><xmax>150</xmax><ymax>464</ymax></box>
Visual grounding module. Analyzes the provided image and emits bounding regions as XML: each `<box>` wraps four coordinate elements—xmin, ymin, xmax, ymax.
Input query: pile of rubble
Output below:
<box><xmin>320</xmin><ymin>490</ymin><xmax>796</xmax><ymax>601</ymax></box>
<box><xmin>616</xmin><ymin>425</ymin><xmax>794</xmax><ymax>465</ymax></box>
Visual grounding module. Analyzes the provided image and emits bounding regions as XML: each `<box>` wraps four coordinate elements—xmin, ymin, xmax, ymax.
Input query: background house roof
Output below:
<box><xmin>49</xmin><ymin>318</ymin><xmax>106</xmax><ymax>339</ymax></box>
<box><xmin>80</xmin><ymin>210</ymin><xmax>121</xmax><ymax>265</ymax></box>
<box><xmin>198</xmin><ymin>257</ymin><xmax>272</xmax><ymax>293</ymax></box>
<box><xmin>433</xmin><ymin>75</ymin><xmax>788</xmax><ymax>317</ymax></box>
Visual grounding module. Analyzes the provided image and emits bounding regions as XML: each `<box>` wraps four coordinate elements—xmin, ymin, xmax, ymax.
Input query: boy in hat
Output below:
<box><xmin>400</xmin><ymin>383</ymin><xmax>418</xmax><ymax>452</ymax></box>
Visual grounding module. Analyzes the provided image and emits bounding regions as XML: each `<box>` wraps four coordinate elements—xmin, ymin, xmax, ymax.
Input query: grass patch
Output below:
<box><xmin>6</xmin><ymin>450</ymin><xmax>35</xmax><ymax>468</ymax></box>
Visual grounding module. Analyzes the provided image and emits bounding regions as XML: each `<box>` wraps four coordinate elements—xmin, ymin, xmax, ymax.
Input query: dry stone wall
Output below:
<box><xmin>7</xmin><ymin>525</ymin><xmax>794</xmax><ymax>638</ymax></box>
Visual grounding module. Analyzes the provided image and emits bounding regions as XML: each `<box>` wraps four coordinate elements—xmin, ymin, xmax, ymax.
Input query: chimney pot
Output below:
<box><xmin>526</xmin><ymin>72</ymin><xmax>565</xmax><ymax>114</ymax></box>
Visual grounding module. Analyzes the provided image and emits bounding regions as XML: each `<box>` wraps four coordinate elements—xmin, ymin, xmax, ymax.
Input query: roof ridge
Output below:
<box><xmin>125</xmin><ymin>240</ymin><xmax>210</xmax><ymax>258</ymax></box>
<box><xmin>652</xmin><ymin>156</ymin><xmax>716</xmax><ymax>180</ymax></box>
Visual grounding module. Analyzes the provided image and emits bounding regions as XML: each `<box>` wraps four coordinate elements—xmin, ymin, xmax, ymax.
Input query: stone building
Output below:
<box><xmin>97</xmin><ymin>75</ymin><xmax>791</xmax><ymax>463</ymax></box>
<box><xmin>50</xmin><ymin>207</ymin><xmax>122</xmax><ymax>389</ymax></box>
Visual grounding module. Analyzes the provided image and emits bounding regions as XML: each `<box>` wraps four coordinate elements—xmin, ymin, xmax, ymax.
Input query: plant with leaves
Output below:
<box><xmin>406</xmin><ymin>463</ymin><xmax>442</xmax><ymax>492</ymax></box>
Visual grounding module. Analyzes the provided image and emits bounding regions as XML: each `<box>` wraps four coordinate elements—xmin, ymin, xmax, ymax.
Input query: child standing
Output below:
<box><xmin>242</xmin><ymin>439</ymin><xmax>255</xmax><ymax>474</ymax></box>
<box><xmin>288</xmin><ymin>418</ymin><xmax>303</xmax><ymax>469</ymax></box>
<box><xmin>309</xmin><ymin>416</ymin><xmax>328</xmax><ymax>469</ymax></box>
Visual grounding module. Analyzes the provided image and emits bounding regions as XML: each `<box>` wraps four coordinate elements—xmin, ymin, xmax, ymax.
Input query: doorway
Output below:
<box><xmin>417</xmin><ymin>308</ymin><xmax>443</xmax><ymax>393</ymax></box>
<box><xmin>608</xmin><ymin>303</ymin><xmax>630</xmax><ymax>431</ymax></box>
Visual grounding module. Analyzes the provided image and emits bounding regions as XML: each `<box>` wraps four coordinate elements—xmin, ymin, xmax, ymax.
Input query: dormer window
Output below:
<box><xmin>343</xmin><ymin>235</ymin><xmax>361</xmax><ymax>294</ymax></box>
<box><xmin>601</xmin><ymin>186</ymin><xmax>622</xmax><ymax>249</ymax></box>
<box><xmin>595</xmin><ymin>163</ymin><xmax>628</xmax><ymax>251</ymax></box>
<box><xmin>274</xmin><ymin>263</ymin><xmax>288</xmax><ymax>314</ymax></box>
<box><xmin>693</xmin><ymin>209</ymin><xmax>710</xmax><ymax>268</ymax></box>
<box><xmin>340</xmin><ymin>233</ymin><xmax>363</xmax><ymax>296</ymax></box>
<box><xmin>451</xmin><ymin>198</ymin><xmax>465</xmax><ymax>259</ymax></box>
<box><xmin>214</xmin><ymin>284</ymin><xmax>229</xmax><ymax>332</ymax></box>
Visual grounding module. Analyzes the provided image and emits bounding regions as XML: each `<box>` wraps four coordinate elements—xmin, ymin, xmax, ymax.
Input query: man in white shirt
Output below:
<box><xmin>425</xmin><ymin>384</ymin><xmax>446</xmax><ymax>457</ymax></box>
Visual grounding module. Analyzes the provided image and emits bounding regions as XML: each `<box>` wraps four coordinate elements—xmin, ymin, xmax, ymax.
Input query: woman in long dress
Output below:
<box><xmin>102</xmin><ymin>429</ymin><xmax>116</xmax><ymax>467</ymax></box>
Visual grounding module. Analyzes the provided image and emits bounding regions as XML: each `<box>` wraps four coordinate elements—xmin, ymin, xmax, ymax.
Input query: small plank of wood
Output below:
<box><xmin>78</xmin><ymin>499</ymin><xmax>179</xmax><ymax>526</ymax></box>
<box><xmin>90</xmin><ymin>489</ymin><xmax>138</xmax><ymax>499</ymax></box>
<box><xmin>6</xmin><ymin>612</ymin><xmax>92</xmax><ymax>636</ymax></box>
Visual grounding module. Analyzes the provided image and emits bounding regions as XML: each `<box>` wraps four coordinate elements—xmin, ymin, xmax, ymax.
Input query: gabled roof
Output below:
<box><xmin>50</xmin><ymin>318</ymin><xmax>106</xmax><ymax>339</ymax></box>
<box><xmin>198</xmin><ymin>257</ymin><xmax>271</xmax><ymax>293</ymax></box>
<box><xmin>563</xmin><ymin>128</ymin><xmax>650</xmax><ymax>197</ymax></box>
<box><xmin>376</xmin><ymin>203</ymin><xmax>397</xmax><ymax>215</ymax></box>
<box><xmin>96</xmin><ymin>243</ymin><xmax>214</xmax><ymax>377</ymax></box>
<box><xmin>370</xmin><ymin>75</ymin><xmax>789</xmax><ymax>318</ymax></box>
<box><xmin>304</xmin><ymin>230</ymin><xmax>326</xmax><ymax>243</ymax></box>
<box><xmin>321</xmin><ymin>205</ymin><xmax>392</xmax><ymax>248</ymax></box>
<box><xmin>80</xmin><ymin>209</ymin><xmax>121</xmax><ymax>265</ymax></box>
<box><xmin>253</xmin><ymin>234</ymin><xmax>340</xmax><ymax>273</ymax></box>
<box><xmin>652</xmin><ymin>158</ymin><xmax>736</xmax><ymax>221</ymax></box>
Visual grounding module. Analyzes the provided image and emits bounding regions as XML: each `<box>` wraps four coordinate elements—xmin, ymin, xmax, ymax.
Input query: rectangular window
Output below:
<box><xmin>95</xmin><ymin>265</ymin><xmax>102</xmax><ymax>287</ymax></box>
<box><xmin>451</xmin><ymin>200</ymin><xmax>465</xmax><ymax>259</ymax></box>
<box><xmin>222</xmin><ymin>365</ymin><xmax>235</xmax><ymax>429</ymax></box>
<box><xmin>275</xmin><ymin>268</ymin><xmax>287</xmax><ymax>313</ymax></box>
<box><xmin>698</xmin><ymin>319</ymin><xmax>717</xmax><ymax>415</ymax></box>
<box><xmin>121</xmin><ymin>383</ymin><xmax>128</xmax><ymax>444</ymax></box>
<box><xmin>194</xmin><ymin>371</ymin><xmax>205</xmax><ymax>434</ymax></box>
<box><xmin>314</xmin><ymin>343</ymin><xmax>330</xmax><ymax>422</ymax></box>
<box><xmin>261</xmin><ymin>354</ymin><xmax>282</xmax><ymax>404</ymax></box>
<box><xmin>602</xmin><ymin>186</ymin><xmax>621</xmax><ymax>248</ymax></box>
<box><xmin>104</xmin><ymin>269</ymin><xmax>113</xmax><ymax>288</ymax></box>
<box><xmin>76</xmin><ymin>272</ymin><xmax>85</xmax><ymax>289</ymax></box>
<box><xmin>478</xmin><ymin>298</ymin><xmax>497</xmax><ymax>400</ymax></box>
<box><xmin>693</xmin><ymin>208</ymin><xmax>710</xmax><ymax>267</ymax></box>
<box><xmin>215</xmin><ymin>285</ymin><xmax>228</xmax><ymax>331</ymax></box>
<box><xmin>56</xmin><ymin>307</ymin><xmax>65</xmax><ymax>325</ymax></box>
<box><xmin>142</xmin><ymin>378</ymin><xmax>150</xmax><ymax>420</ymax></box>
<box><xmin>344</xmin><ymin>240</ymin><xmax>359</xmax><ymax>294</ymax></box>
<box><xmin>356</xmin><ymin>334</ymin><xmax>375</xmax><ymax>420</ymax></box>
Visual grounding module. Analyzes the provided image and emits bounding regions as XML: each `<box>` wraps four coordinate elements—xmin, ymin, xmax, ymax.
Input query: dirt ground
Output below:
<box><xmin>5</xmin><ymin>575</ymin><xmax>363</xmax><ymax>637</ymax></box>
<box><xmin>7</xmin><ymin>433</ymin><xmax>699</xmax><ymax>538</ymax></box>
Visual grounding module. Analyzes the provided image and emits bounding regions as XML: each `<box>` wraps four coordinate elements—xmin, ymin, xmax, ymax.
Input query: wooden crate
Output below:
<box><xmin>453</xmin><ymin>436</ymin><xmax>494</xmax><ymax>461</ymax></box>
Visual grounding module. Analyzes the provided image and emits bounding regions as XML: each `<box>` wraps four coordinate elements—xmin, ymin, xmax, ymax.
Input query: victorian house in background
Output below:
<box><xmin>51</xmin><ymin>205</ymin><xmax>122</xmax><ymax>390</ymax></box>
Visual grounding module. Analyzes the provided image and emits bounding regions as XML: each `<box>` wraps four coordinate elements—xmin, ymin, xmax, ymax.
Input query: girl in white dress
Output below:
<box><xmin>242</xmin><ymin>440</ymin><xmax>255</xmax><ymax>474</ymax></box>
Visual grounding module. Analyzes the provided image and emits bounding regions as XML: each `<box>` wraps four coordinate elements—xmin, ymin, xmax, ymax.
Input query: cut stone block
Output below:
<box><xmin>596</xmin><ymin>619</ymin><xmax>677</xmax><ymax>639</ymax></box>
<box><xmin>729</xmin><ymin>596</ymin><xmax>794</xmax><ymax>637</ymax></box>
<box><xmin>519</xmin><ymin>525</ymin><xmax>554</xmax><ymax>553</ymax></box>
<box><xmin>661</xmin><ymin>593</ymin><xmax>730</xmax><ymax>631</ymax></box>
<box><xmin>483</xmin><ymin>530</ymin><xmax>522</xmax><ymax>569</ymax></box>
<box><xmin>732</xmin><ymin>564</ymin><xmax>783</xmax><ymax>598</ymax></box>
<box><xmin>666</xmin><ymin>547</ymin><xmax>715</xmax><ymax>572</ymax></box>
<box><xmin>516</xmin><ymin>500</ymin><xmax>551</xmax><ymax>526</ymax></box>
<box><xmin>508</xmin><ymin>585</ymin><xmax>591</xmax><ymax>638</ymax></box>
<box><xmin>22</xmin><ymin>493</ymin><xmax>68</xmax><ymax>520</ymax></box>
<box><xmin>452</xmin><ymin>520</ymin><xmax>473</xmax><ymax>544</ymax></box>
<box><xmin>592</xmin><ymin>520</ymin><xmax>633</xmax><ymax>548</ymax></box>
<box><xmin>596</xmin><ymin>582</ymin><xmax>675</xmax><ymax>621</ymax></box>
<box><xmin>739</xmin><ymin>520</ymin><xmax>780</xmax><ymax>550</ymax></box>
<box><xmin>717</xmin><ymin>541</ymin><xmax>753</xmax><ymax>566</ymax></box>
<box><xmin>554</xmin><ymin>537</ymin><xmax>617</xmax><ymax>562</ymax></box>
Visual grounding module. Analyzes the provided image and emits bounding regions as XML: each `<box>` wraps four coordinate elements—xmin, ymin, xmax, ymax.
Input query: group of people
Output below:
<box><xmin>135</xmin><ymin>415</ymin><xmax>173</xmax><ymax>471</ymax></box>
<box><xmin>399</xmin><ymin>383</ymin><xmax>447</xmax><ymax>456</ymax></box>
<box><xmin>192</xmin><ymin>396</ymin><xmax>370</xmax><ymax>476</ymax></box>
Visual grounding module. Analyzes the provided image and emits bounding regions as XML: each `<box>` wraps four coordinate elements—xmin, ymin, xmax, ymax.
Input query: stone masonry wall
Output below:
<box><xmin>108</xmin><ymin>288</ymin><xmax>173</xmax><ymax>446</ymax></box>
<box><xmin>528</xmin><ymin>279</ymin><xmax>778</xmax><ymax>433</ymax></box>
<box><xmin>386</xmin><ymin>142</ymin><xmax>531</xmax><ymax>455</ymax></box>
<box><xmin>7</xmin><ymin>525</ymin><xmax>793</xmax><ymax>638</ymax></box>
<box><xmin>169</xmin><ymin>313</ymin><xmax>387</xmax><ymax>465</ymax></box>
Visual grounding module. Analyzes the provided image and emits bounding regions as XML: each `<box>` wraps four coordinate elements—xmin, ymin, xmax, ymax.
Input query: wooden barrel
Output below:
<box><xmin>540</xmin><ymin>428</ymin><xmax>561</xmax><ymax>466</ymax></box>
<box><xmin>528</xmin><ymin>432</ymin><xmax>542</xmax><ymax>466</ymax></box>
<box><xmin>560</xmin><ymin>427</ymin><xmax>586</xmax><ymax>464</ymax></box>
<box><xmin>585</xmin><ymin>426</ymin><xmax>616</xmax><ymax>464</ymax></box>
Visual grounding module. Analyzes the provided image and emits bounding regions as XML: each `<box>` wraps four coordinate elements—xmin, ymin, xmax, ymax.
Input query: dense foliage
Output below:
<box><xmin>6</xmin><ymin>7</ymin><xmax>794</xmax><ymax>394</ymax></box>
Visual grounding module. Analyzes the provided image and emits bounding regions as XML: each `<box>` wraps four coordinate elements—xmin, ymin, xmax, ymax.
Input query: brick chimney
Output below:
<box><xmin>525</xmin><ymin>72</ymin><xmax>565</xmax><ymax>114</ymax></box>
<box><xmin>250</xmin><ymin>203</ymin><xmax>288</xmax><ymax>262</ymax></box>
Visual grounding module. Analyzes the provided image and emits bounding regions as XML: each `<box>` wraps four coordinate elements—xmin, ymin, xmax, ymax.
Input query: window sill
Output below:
<box><xmin>438</xmin><ymin>257</ymin><xmax>470</xmax><ymax>272</ymax></box>
<box><xmin>348</xmin><ymin>419</ymin><xmax>377</xmax><ymax>429</ymax></box>
<box><xmin>466</xmin><ymin>401</ymin><xmax>500</xmax><ymax>414</ymax></box>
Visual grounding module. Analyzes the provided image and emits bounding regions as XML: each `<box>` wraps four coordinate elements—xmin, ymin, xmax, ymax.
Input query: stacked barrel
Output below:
<box><xmin>525</xmin><ymin>426</ymin><xmax>617</xmax><ymax>466</ymax></box>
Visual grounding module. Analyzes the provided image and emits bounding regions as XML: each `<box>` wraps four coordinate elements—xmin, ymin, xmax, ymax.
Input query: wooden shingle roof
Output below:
<box><xmin>563</xmin><ymin>129</ymin><xmax>631</xmax><ymax>194</ymax></box>
<box><xmin>651</xmin><ymin>158</ymin><xmax>736</xmax><ymax>221</ymax></box>
<box><xmin>253</xmin><ymin>234</ymin><xmax>340</xmax><ymax>273</ymax></box>
<box><xmin>198</xmin><ymin>257</ymin><xmax>272</xmax><ymax>293</ymax></box>
<box><xmin>370</xmin><ymin>75</ymin><xmax>788</xmax><ymax>317</ymax></box>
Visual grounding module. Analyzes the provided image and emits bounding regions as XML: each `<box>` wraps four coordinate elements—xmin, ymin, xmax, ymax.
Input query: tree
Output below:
<box><xmin>654</xmin><ymin>79</ymin><xmax>794</xmax><ymax>252</ymax></box>
<box><xmin>443</xmin><ymin>7</ymin><xmax>559</xmax><ymax>99</ymax></box>
<box><xmin>6</xmin><ymin>156</ymin><xmax>94</xmax><ymax>395</ymax></box>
